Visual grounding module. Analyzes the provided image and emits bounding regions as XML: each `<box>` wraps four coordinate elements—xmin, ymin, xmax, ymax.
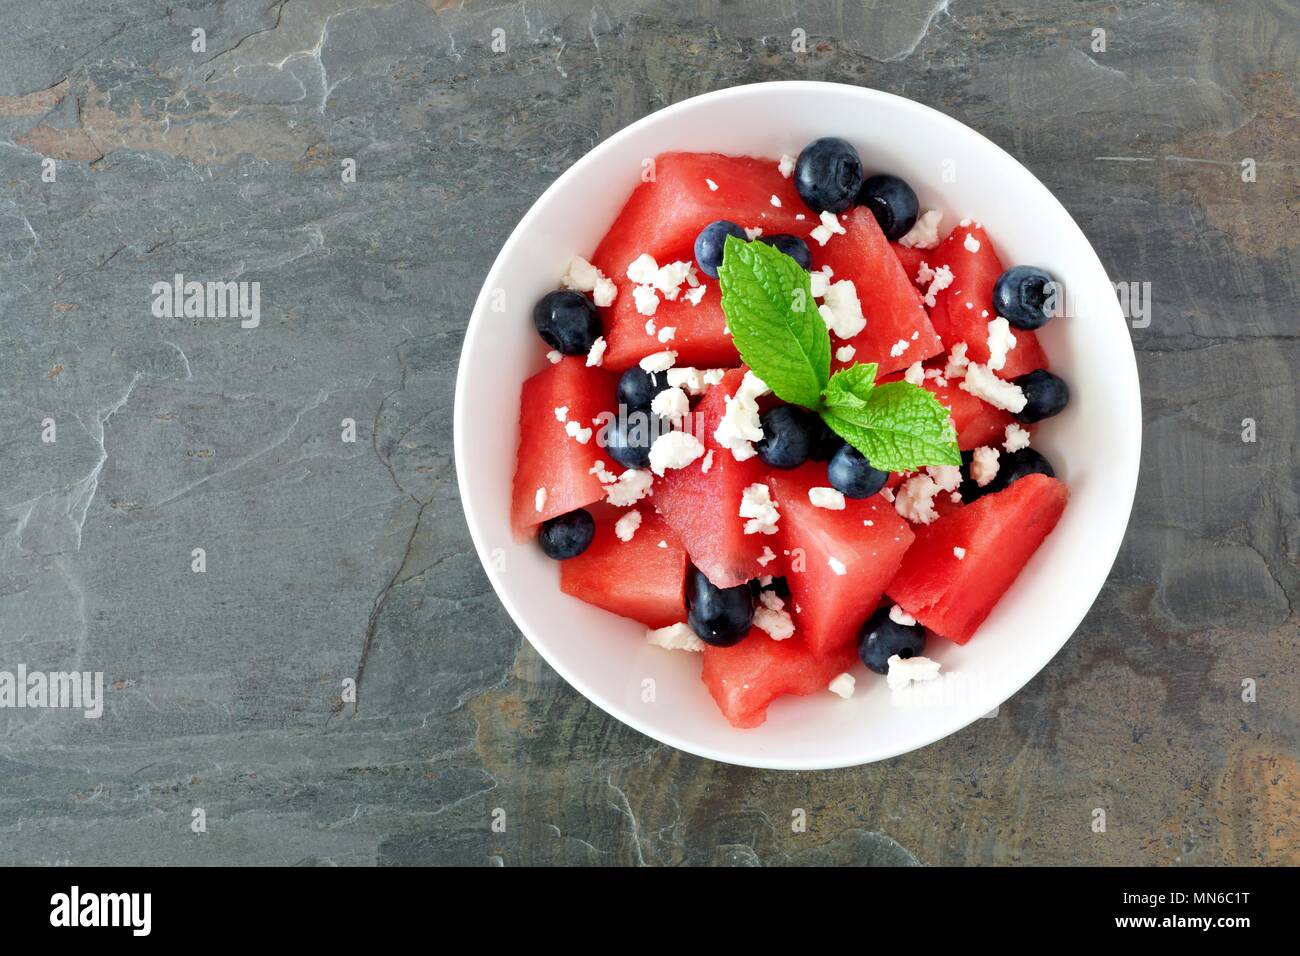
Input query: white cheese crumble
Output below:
<box><xmin>714</xmin><ymin>370</ymin><xmax>770</xmax><ymax>462</ymax></box>
<box><xmin>971</xmin><ymin>445</ymin><xmax>1001</xmax><ymax>487</ymax></box>
<box><xmin>828</xmin><ymin>672</ymin><xmax>856</xmax><ymax>699</ymax></box>
<box><xmin>646</xmin><ymin>622</ymin><xmax>705</xmax><ymax>652</ymax></box>
<box><xmin>770</xmin><ymin>195</ymin><xmax>782</xmax><ymax>207</ymax></box>
<box><xmin>915</xmin><ymin>260</ymin><xmax>934</xmax><ymax>286</ymax></box>
<box><xmin>889</xmin><ymin>338</ymin><xmax>910</xmax><ymax>358</ymax></box>
<box><xmin>943</xmin><ymin>341</ymin><xmax>970</xmax><ymax>380</ymax></box>
<box><xmin>648</xmin><ymin>430</ymin><xmax>705</xmax><ymax>476</ymax></box>
<box><xmin>657</xmin><ymin>326</ymin><xmax>676</xmax><ymax>343</ymax></box>
<box><xmin>653</xmin><ymin>261</ymin><xmax>693</xmax><ymax>300</ymax></box>
<box><xmin>757</xmin><ymin>545</ymin><xmax>776</xmax><ymax>567</ymax></box>
<box><xmin>819</xmin><ymin>279</ymin><xmax>867</xmax><ymax>339</ymax></box>
<box><xmin>895</xmin><ymin>474</ymin><xmax>941</xmax><ymax>525</ymax></box>
<box><xmin>626</xmin><ymin>253</ymin><xmax>659</xmax><ymax>285</ymax></box>
<box><xmin>1003</xmin><ymin>422</ymin><xmax>1031</xmax><ymax>452</ymax></box>
<box><xmin>835</xmin><ymin>344</ymin><xmax>857</xmax><ymax>363</ymax></box>
<box><xmin>809</xmin><ymin>265</ymin><xmax>834</xmax><ymax>299</ymax></box>
<box><xmin>899</xmin><ymin>209</ymin><xmax>943</xmax><ymax>249</ymax></box>
<box><xmin>665</xmin><ymin>367</ymin><xmax>720</xmax><ymax>395</ymax></box>
<box><xmin>614</xmin><ymin>509</ymin><xmax>642</xmax><ymax>542</ymax></box>
<box><xmin>546</xmin><ymin>349</ymin><xmax>562</xmax><ymax>364</ymax></box>
<box><xmin>809</xmin><ymin>210</ymin><xmax>847</xmax><ymax>246</ymax></box>
<box><xmin>889</xmin><ymin>605</ymin><xmax>917</xmax><ymax>626</ymax></box>
<box><xmin>657</xmin><ymin>540</ymin><xmax>667</xmax><ymax>549</ymax></box>
<box><xmin>960</xmin><ymin>363</ymin><xmax>1028</xmax><ymax>413</ymax></box>
<box><xmin>561</xmin><ymin>256</ymin><xmax>619</xmax><ymax>307</ymax></box>
<box><xmin>754</xmin><ymin>589</ymin><xmax>795</xmax><ymax>640</ymax></box>
<box><xmin>886</xmin><ymin>654</ymin><xmax>942</xmax><ymax>690</ymax></box>
<box><xmin>953</xmin><ymin>546</ymin><xmax>966</xmax><ymax>560</ymax></box>
<box><xmin>739</xmin><ymin>482</ymin><xmax>780</xmax><ymax>535</ymax></box>
<box><xmin>553</xmin><ymin>405</ymin><xmax>569</xmax><ymax>422</ymax></box>
<box><xmin>639</xmin><ymin>350</ymin><xmax>678</xmax><ymax>373</ymax></box>
<box><xmin>808</xmin><ymin>487</ymin><xmax>846</xmax><ymax>510</ymax></box>
<box><xmin>700</xmin><ymin>449</ymin><xmax>714</xmax><ymax>474</ymax></box>
<box><xmin>743</xmin><ymin>226</ymin><xmax>764</xmax><ymax>241</ymax></box>
<box><xmin>650</xmin><ymin>386</ymin><xmax>690</xmax><ymax>427</ymax></box>
<box><xmin>705</xmin><ymin>178</ymin><xmax>719</xmax><ymax>192</ymax></box>
<box><xmin>564</xmin><ymin>419</ymin><xmax>593</xmax><ymax>444</ymax></box>
<box><xmin>534</xmin><ymin>487</ymin><xmax>547</xmax><ymax>512</ymax></box>
<box><xmin>684</xmin><ymin>285</ymin><xmax>707</xmax><ymax>306</ymax></box>
<box><xmin>778</xmin><ymin>154</ymin><xmax>796</xmax><ymax>178</ymax></box>
<box><xmin>904</xmin><ymin>361</ymin><xmax>925</xmax><ymax>385</ymax></box>
<box><xmin>963</xmin><ymin>232</ymin><xmax>981</xmax><ymax>253</ymax></box>
<box><xmin>921</xmin><ymin>263</ymin><xmax>954</xmax><ymax>307</ymax></box>
<box><xmin>644</xmin><ymin>318</ymin><xmax>656</xmax><ymax>336</ymax></box>
<box><xmin>828</xmin><ymin>556</ymin><xmax>847</xmax><ymax>576</ymax></box>
<box><xmin>588</xmin><ymin>460</ymin><xmax>618</xmax><ymax>484</ymax></box>
<box><xmin>632</xmin><ymin>284</ymin><xmax>659</xmax><ymax>316</ymax></box>
<box><xmin>585</xmin><ymin>336</ymin><xmax>607</xmax><ymax>367</ymax></box>
<box><xmin>603</xmin><ymin>468</ymin><xmax>653</xmax><ymax>507</ymax></box>
<box><xmin>985</xmin><ymin>317</ymin><xmax>1017</xmax><ymax>371</ymax></box>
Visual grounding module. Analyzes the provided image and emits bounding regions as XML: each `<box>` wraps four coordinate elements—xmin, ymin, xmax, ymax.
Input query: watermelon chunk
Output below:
<box><xmin>927</xmin><ymin>224</ymin><xmax>1048</xmax><ymax>378</ymax></box>
<box><xmin>921</xmin><ymin>375</ymin><xmax>1016</xmax><ymax>451</ymax></box>
<box><xmin>600</xmin><ymin>280</ymin><xmax>737</xmax><ymax>372</ymax></box>
<box><xmin>768</xmin><ymin>463</ymin><xmax>916</xmax><ymax>657</ymax></box>
<box><xmin>887</xmin><ymin>474</ymin><xmax>1068</xmax><ymax>643</ymax></box>
<box><xmin>702</xmin><ymin>630</ymin><xmax>857</xmax><ymax>729</ymax></box>
<box><xmin>653</xmin><ymin>368</ymin><xmax>768</xmax><ymax>588</ymax></box>
<box><xmin>890</xmin><ymin>241</ymin><xmax>929</xmax><ymax>281</ymax></box>
<box><xmin>510</xmin><ymin>358</ymin><xmax>616</xmax><ymax>538</ymax></box>
<box><xmin>560</xmin><ymin>506</ymin><xmax>688</xmax><ymax>628</ymax></box>
<box><xmin>811</xmin><ymin>207</ymin><xmax>945</xmax><ymax>375</ymax></box>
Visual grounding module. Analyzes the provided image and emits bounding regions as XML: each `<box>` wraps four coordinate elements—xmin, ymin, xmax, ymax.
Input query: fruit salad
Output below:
<box><xmin>511</xmin><ymin>137</ymin><xmax>1071</xmax><ymax>729</ymax></box>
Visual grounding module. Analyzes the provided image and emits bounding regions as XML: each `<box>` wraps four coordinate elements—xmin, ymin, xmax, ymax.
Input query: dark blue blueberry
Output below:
<box><xmin>755</xmin><ymin>406</ymin><xmax>815</xmax><ymax>470</ymax></box>
<box><xmin>993</xmin><ymin>266</ymin><xmax>1058</xmax><ymax>330</ymax></box>
<box><xmin>794</xmin><ymin>137</ymin><xmax>864</xmax><ymax>214</ymax></box>
<box><xmin>826</xmin><ymin>444</ymin><xmax>889</xmax><ymax>499</ymax></box>
<box><xmin>857</xmin><ymin>606</ymin><xmax>926</xmax><ymax>675</ymax></box>
<box><xmin>605</xmin><ymin>410</ymin><xmax>657</xmax><ymax>469</ymax></box>
<box><xmin>758</xmin><ymin>233</ymin><xmax>813</xmax><ymax>270</ymax></box>
<box><xmin>532</xmin><ymin>290</ymin><xmax>602</xmax><ymax>355</ymax></box>
<box><xmin>694</xmin><ymin>220</ymin><xmax>747</xmax><ymax>278</ymax></box>
<box><xmin>616</xmin><ymin>366</ymin><xmax>671</xmax><ymax>411</ymax></box>
<box><xmin>857</xmin><ymin>174</ymin><xmax>919</xmax><ymax>241</ymax></box>
<box><xmin>1011</xmin><ymin>370</ymin><xmax>1070</xmax><ymax>423</ymax></box>
<box><xmin>807</xmin><ymin>416</ymin><xmax>846</xmax><ymax>461</ymax></box>
<box><xmin>538</xmin><ymin>509</ymin><xmax>595</xmax><ymax>560</ymax></box>
<box><xmin>687</xmin><ymin>566</ymin><xmax>755</xmax><ymax>646</ymax></box>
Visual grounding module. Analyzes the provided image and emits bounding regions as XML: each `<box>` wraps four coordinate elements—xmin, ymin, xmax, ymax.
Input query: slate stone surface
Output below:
<box><xmin>0</xmin><ymin>0</ymin><xmax>1295</xmax><ymax>866</ymax></box>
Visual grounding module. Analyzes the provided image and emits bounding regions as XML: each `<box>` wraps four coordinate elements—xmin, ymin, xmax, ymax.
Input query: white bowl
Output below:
<box><xmin>453</xmin><ymin>82</ymin><xmax>1140</xmax><ymax>769</ymax></box>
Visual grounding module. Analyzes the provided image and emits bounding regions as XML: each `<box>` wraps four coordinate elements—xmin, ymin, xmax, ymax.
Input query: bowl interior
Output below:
<box><xmin>454</xmin><ymin>82</ymin><xmax>1139</xmax><ymax>769</ymax></box>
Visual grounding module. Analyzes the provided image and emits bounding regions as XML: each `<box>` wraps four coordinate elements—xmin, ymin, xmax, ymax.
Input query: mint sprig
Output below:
<box><xmin>717</xmin><ymin>238</ymin><xmax>960</xmax><ymax>473</ymax></box>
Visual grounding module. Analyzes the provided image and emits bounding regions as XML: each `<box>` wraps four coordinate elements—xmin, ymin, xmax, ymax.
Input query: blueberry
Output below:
<box><xmin>538</xmin><ymin>509</ymin><xmax>595</xmax><ymax>560</ymax></box>
<box><xmin>616</xmin><ymin>366</ymin><xmax>671</xmax><ymax>411</ymax></box>
<box><xmin>794</xmin><ymin>137</ymin><xmax>864</xmax><ymax>214</ymax></box>
<box><xmin>993</xmin><ymin>266</ymin><xmax>1058</xmax><ymax>330</ymax></box>
<box><xmin>755</xmin><ymin>406</ymin><xmax>815</xmax><ymax>470</ymax></box>
<box><xmin>807</xmin><ymin>416</ymin><xmax>846</xmax><ymax>461</ymax></box>
<box><xmin>532</xmin><ymin>290</ymin><xmax>602</xmax><ymax>355</ymax></box>
<box><xmin>1011</xmin><ymin>369</ymin><xmax>1069</xmax><ymax>423</ymax></box>
<box><xmin>687</xmin><ymin>567</ymin><xmax>755</xmax><ymax>646</ymax></box>
<box><xmin>857</xmin><ymin>606</ymin><xmax>926</xmax><ymax>675</ymax></box>
<box><xmin>827</xmin><ymin>444</ymin><xmax>889</xmax><ymax>499</ymax></box>
<box><xmin>605</xmin><ymin>410</ymin><xmax>657</xmax><ymax>469</ymax></box>
<box><xmin>962</xmin><ymin>447</ymin><xmax>1056</xmax><ymax>501</ymax></box>
<box><xmin>758</xmin><ymin>233</ymin><xmax>812</xmax><ymax>270</ymax></box>
<box><xmin>857</xmin><ymin>174</ymin><xmax>919</xmax><ymax>241</ymax></box>
<box><xmin>694</xmin><ymin>220</ymin><xmax>747</xmax><ymax>279</ymax></box>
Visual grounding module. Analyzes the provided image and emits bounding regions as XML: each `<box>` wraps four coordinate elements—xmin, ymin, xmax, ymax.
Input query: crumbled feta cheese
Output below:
<box><xmin>546</xmin><ymin>349</ymin><xmax>562</xmax><ymax>364</ymax></box>
<box><xmin>971</xmin><ymin>445</ymin><xmax>1001</xmax><ymax>486</ymax></box>
<box><xmin>985</xmin><ymin>317</ymin><xmax>1017</xmax><ymax>371</ymax></box>
<box><xmin>565</xmin><ymin>420</ymin><xmax>593</xmax><ymax>444</ymax></box>
<box><xmin>743</xmin><ymin>226</ymin><xmax>764</xmax><ymax>241</ymax></box>
<box><xmin>828</xmin><ymin>672</ymin><xmax>856</xmax><ymax>699</ymax></box>
<box><xmin>899</xmin><ymin>209</ymin><xmax>943</xmax><ymax>249</ymax></box>
<box><xmin>657</xmin><ymin>326</ymin><xmax>676</xmax><ymax>343</ymax></box>
<box><xmin>648</xmin><ymin>430</ymin><xmax>705</xmax><ymax>476</ymax></box>
<box><xmin>666</xmin><ymin>367</ymin><xmax>706</xmax><ymax>395</ymax></box>
<box><xmin>921</xmin><ymin>264</ymin><xmax>954</xmax><ymax>307</ymax></box>
<box><xmin>553</xmin><ymin>405</ymin><xmax>569</xmax><ymax>422</ymax></box>
<box><xmin>705</xmin><ymin>178</ymin><xmax>719</xmax><ymax>192</ymax></box>
<box><xmin>647</xmin><ymin>622</ymin><xmax>705</xmax><ymax>652</ymax></box>
<box><xmin>960</xmin><ymin>217</ymin><xmax>971</xmax><ymax>227</ymax></box>
<box><xmin>827</xmin><ymin>556</ymin><xmax>847</xmax><ymax>576</ymax></box>
<box><xmin>1003</xmin><ymin>422</ymin><xmax>1031</xmax><ymax>452</ymax></box>
<box><xmin>953</xmin><ymin>546</ymin><xmax>966</xmax><ymax>560</ymax></box>
<box><xmin>644</xmin><ymin>319</ymin><xmax>656</xmax><ymax>336</ymax></box>
<box><xmin>657</xmin><ymin>539</ymin><xmax>667</xmax><ymax>548</ymax></box>
<box><xmin>886</xmin><ymin>654</ymin><xmax>942</xmax><ymax>690</ymax></box>
<box><xmin>754</xmin><ymin>590</ymin><xmax>795</xmax><ymax>640</ymax></box>
<box><xmin>703</xmin><ymin>369</ymin><xmax>726</xmax><ymax>385</ymax></box>
<box><xmin>809</xmin><ymin>487</ymin><xmax>846</xmax><ymax>510</ymax></box>
<box><xmin>653</xmin><ymin>260</ymin><xmax>693</xmax><ymax>300</ymax></box>
<box><xmin>915</xmin><ymin>260</ymin><xmax>934</xmax><ymax>286</ymax></box>
<box><xmin>943</xmin><ymin>342</ymin><xmax>970</xmax><ymax>380</ymax></box>
<box><xmin>809</xmin><ymin>210</ymin><xmax>847</xmax><ymax>246</ymax></box>
<box><xmin>895</xmin><ymin>474</ymin><xmax>941</xmax><ymax>525</ymax></box>
<box><xmin>589</xmin><ymin>460</ymin><xmax>618</xmax><ymax>484</ymax></box>
<box><xmin>684</xmin><ymin>285</ymin><xmax>706</xmax><ymax>306</ymax></box>
<box><xmin>778</xmin><ymin>154</ymin><xmax>796</xmax><ymax>178</ymax></box>
<box><xmin>626</xmin><ymin>253</ymin><xmax>659</xmax><ymax>285</ymax></box>
<box><xmin>700</xmin><ymin>449</ymin><xmax>714</xmax><ymax>474</ymax></box>
<box><xmin>614</xmin><ymin>510</ymin><xmax>642</xmax><ymax>542</ymax></box>
<box><xmin>949</xmin><ymin>491</ymin><xmax>962</xmax><ymax>504</ymax></box>
<box><xmin>904</xmin><ymin>361</ymin><xmax>925</xmax><ymax>385</ymax></box>
<box><xmin>632</xmin><ymin>285</ymin><xmax>659</xmax><ymax>316</ymax></box>
<box><xmin>714</xmin><ymin>370</ymin><xmax>770</xmax><ymax>461</ymax></box>
<box><xmin>603</xmin><ymin>468</ymin><xmax>653</xmax><ymax>507</ymax></box>
<box><xmin>562</xmin><ymin>256</ymin><xmax>619</xmax><ymax>307</ymax></box>
<box><xmin>963</xmin><ymin>232</ymin><xmax>981</xmax><ymax>253</ymax></box>
<box><xmin>586</xmin><ymin>336</ymin><xmax>607</xmax><ymax>367</ymax></box>
<box><xmin>757</xmin><ymin>545</ymin><xmax>776</xmax><ymax>567</ymax></box>
<box><xmin>650</xmin><ymin>385</ymin><xmax>690</xmax><ymax>427</ymax></box>
<box><xmin>926</xmin><ymin>464</ymin><xmax>962</xmax><ymax>493</ymax></box>
<box><xmin>739</xmin><ymin>482</ymin><xmax>780</xmax><ymax>535</ymax></box>
<box><xmin>639</xmin><ymin>350</ymin><xmax>677</xmax><ymax>373</ymax></box>
<box><xmin>889</xmin><ymin>605</ymin><xmax>917</xmax><ymax>626</ymax></box>
<box><xmin>835</xmin><ymin>344</ymin><xmax>857</xmax><ymax>363</ymax></box>
<box><xmin>960</xmin><ymin>363</ymin><xmax>1028</xmax><ymax>413</ymax></box>
<box><xmin>534</xmin><ymin>487</ymin><xmax>547</xmax><ymax>512</ymax></box>
<box><xmin>592</xmin><ymin>279</ymin><xmax>617</xmax><ymax>307</ymax></box>
<box><xmin>809</xmin><ymin>266</ymin><xmax>834</xmax><ymax>299</ymax></box>
<box><xmin>818</xmin><ymin>280</ymin><xmax>867</xmax><ymax>339</ymax></box>
<box><xmin>889</xmin><ymin>339</ymin><xmax>910</xmax><ymax>358</ymax></box>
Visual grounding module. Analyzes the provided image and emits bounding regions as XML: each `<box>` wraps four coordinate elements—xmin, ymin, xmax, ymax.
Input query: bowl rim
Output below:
<box><xmin>453</xmin><ymin>80</ymin><xmax>1141</xmax><ymax>770</ymax></box>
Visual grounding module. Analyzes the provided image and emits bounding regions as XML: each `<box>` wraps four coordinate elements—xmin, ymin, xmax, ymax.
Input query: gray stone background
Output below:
<box><xmin>0</xmin><ymin>0</ymin><xmax>1295</xmax><ymax>866</ymax></box>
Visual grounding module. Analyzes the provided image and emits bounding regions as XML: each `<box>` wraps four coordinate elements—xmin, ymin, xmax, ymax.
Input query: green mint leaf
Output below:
<box><xmin>819</xmin><ymin>375</ymin><xmax>960</xmax><ymax>473</ymax></box>
<box><xmin>717</xmin><ymin>235</ymin><xmax>830</xmax><ymax>409</ymax></box>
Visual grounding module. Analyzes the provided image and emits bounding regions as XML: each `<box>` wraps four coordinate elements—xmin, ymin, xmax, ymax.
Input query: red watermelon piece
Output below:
<box><xmin>510</xmin><ymin>358</ymin><xmax>616</xmax><ymax>538</ymax></box>
<box><xmin>927</xmin><ymin>223</ymin><xmax>1048</xmax><ymax>378</ymax></box>
<box><xmin>887</xmin><ymin>474</ymin><xmax>1068</xmax><ymax>643</ymax></box>
<box><xmin>768</xmin><ymin>463</ymin><xmax>916</xmax><ymax>658</ymax></box>
<box><xmin>653</xmin><ymin>368</ymin><xmax>769</xmax><ymax>588</ymax></box>
<box><xmin>891</xmin><ymin>241</ymin><xmax>929</xmax><ymax>282</ymax></box>
<box><xmin>921</xmin><ymin>375</ymin><xmax>1016</xmax><ymax>451</ymax></box>
<box><xmin>811</xmin><ymin>207</ymin><xmax>945</xmax><ymax>375</ymax></box>
<box><xmin>701</xmin><ymin>630</ymin><xmax>858</xmax><ymax>729</ymax></box>
<box><xmin>599</xmin><ymin>280</ymin><xmax>738</xmax><ymax>372</ymax></box>
<box><xmin>560</xmin><ymin>506</ymin><xmax>688</xmax><ymax>628</ymax></box>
